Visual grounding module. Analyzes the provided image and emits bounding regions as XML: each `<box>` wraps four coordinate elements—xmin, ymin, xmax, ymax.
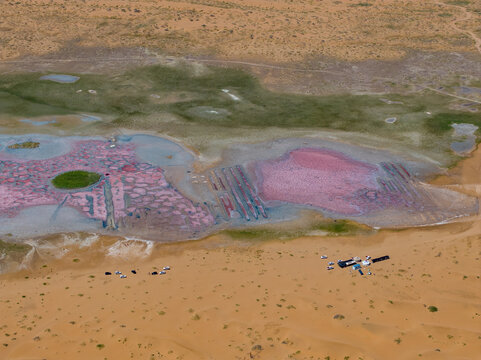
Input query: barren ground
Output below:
<box><xmin>1</xmin><ymin>0</ymin><xmax>481</xmax><ymax>63</ymax></box>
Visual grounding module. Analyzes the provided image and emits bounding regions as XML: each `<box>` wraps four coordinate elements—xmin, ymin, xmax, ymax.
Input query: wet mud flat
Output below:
<box><xmin>257</xmin><ymin>147</ymin><xmax>478</xmax><ymax>227</ymax></box>
<box><xmin>201</xmin><ymin>139</ymin><xmax>476</xmax><ymax>231</ymax></box>
<box><xmin>0</xmin><ymin>134</ymin><xmax>214</xmax><ymax>240</ymax></box>
<box><xmin>0</xmin><ymin>134</ymin><xmax>478</xmax><ymax>243</ymax></box>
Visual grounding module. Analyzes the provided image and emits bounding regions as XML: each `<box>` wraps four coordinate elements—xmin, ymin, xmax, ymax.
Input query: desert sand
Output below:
<box><xmin>1</xmin><ymin>0</ymin><xmax>480</xmax><ymax>63</ymax></box>
<box><xmin>0</xmin><ymin>148</ymin><xmax>480</xmax><ymax>360</ymax></box>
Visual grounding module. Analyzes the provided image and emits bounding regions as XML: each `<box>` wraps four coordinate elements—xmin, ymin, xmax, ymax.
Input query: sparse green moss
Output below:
<box><xmin>351</xmin><ymin>2</ymin><xmax>372</xmax><ymax>6</ymax></box>
<box><xmin>0</xmin><ymin>65</ymin><xmax>465</xmax><ymax>137</ymax></box>
<box><xmin>0</xmin><ymin>239</ymin><xmax>31</xmax><ymax>254</ymax></box>
<box><xmin>0</xmin><ymin>64</ymin><xmax>474</xmax><ymax>168</ymax></box>
<box><xmin>223</xmin><ymin>228</ymin><xmax>288</xmax><ymax>241</ymax></box>
<box><xmin>446</xmin><ymin>0</ymin><xmax>470</xmax><ymax>5</ymax></box>
<box><xmin>424</xmin><ymin>113</ymin><xmax>480</xmax><ymax>135</ymax></box>
<box><xmin>223</xmin><ymin>219</ymin><xmax>369</xmax><ymax>241</ymax></box>
<box><xmin>7</xmin><ymin>141</ymin><xmax>40</xmax><ymax>149</ymax></box>
<box><xmin>313</xmin><ymin>220</ymin><xmax>366</xmax><ymax>234</ymax></box>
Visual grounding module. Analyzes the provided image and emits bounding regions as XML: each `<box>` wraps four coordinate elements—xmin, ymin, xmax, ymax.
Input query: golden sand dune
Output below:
<box><xmin>0</xmin><ymin>220</ymin><xmax>480</xmax><ymax>359</ymax></box>
<box><xmin>1</xmin><ymin>147</ymin><xmax>480</xmax><ymax>359</ymax></box>
<box><xmin>1</xmin><ymin>0</ymin><xmax>480</xmax><ymax>62</ymax></box>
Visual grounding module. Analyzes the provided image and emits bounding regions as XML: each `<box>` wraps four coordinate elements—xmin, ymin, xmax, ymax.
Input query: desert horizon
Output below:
<box><xmin>1</xmin><ymin>0</ymin><xmax>480</xmax><ymax>359</ymax></box>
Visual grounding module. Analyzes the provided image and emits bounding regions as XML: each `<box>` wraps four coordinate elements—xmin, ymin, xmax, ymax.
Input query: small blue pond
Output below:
<box><xmin>39</xmin><ymin>74</ymin><xmax>80</xmax><ymax>83</ymax></box>
<box><xmin>19</xmin><ymin>118</ymin><xmax>56</xmax><ymax>126</ymax></box>
<box><xmin>80</xmin><ymin>114</ymin><xmax>102</xmax><ymax>122</ymax></box>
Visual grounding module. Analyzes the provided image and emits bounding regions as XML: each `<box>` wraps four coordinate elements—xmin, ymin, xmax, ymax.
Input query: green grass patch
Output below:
<box><xmin>0</xmin><ymin>65</ymin><xmax>457</xmax><ymax>132</ymax></box>
<box><xmin>223</xmin><ymin>219</ymin><xmax>369</xmax><ymax>241</ymax></box>
<box><xmin>425</xmin><ymin>112</ymin><xmax>480</xmax><ymax>135</ymax></box>
<box><xmin>446</xmin><ymin>0</ymin><xmax>470</xmax><ymax>5</ymax></box>
<box><xmin>7</xmin><ymin>141</ymin><xmax>40</xmax><ymax>149</ymax></box>
<box><xmin>0</xmin><ymin>239</ymin><xmax>31</xmax><ymax>254</ymax></box>
<box><xmin>52</xmin><ymin>170</ymin><xmax>101</xmax><ymax>189</ymax></box>
<box><xmin>223</xmin><ymin>228</ymin><xmax>291</xmax><ymax>241</ymax></box>
<box><xmin>351</xmin><ymin>2</ymin><xmax>372</xmax><ymax>6</ymax></box>
<box><xmin>312</xmin><ymin>220</ymin><xmax>368</xmax><ymax>234</ymax></box>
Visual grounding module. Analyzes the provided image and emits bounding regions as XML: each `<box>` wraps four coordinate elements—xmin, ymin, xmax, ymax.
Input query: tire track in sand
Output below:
<box><xmin>435</xmin><ymin>0</ymin><xmax>481</xmax><ymax>55</ymax></box>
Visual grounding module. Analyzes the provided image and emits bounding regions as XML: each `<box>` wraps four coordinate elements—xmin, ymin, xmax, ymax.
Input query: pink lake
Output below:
<box><xmin>256</xmin><ymin>148</ymin><xmax>380</xmax><ymax>215</ymax></box>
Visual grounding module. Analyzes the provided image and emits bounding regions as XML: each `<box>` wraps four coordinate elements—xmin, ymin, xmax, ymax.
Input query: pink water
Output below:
<box><xmin>257</xmin><ymin>148</ymin><xmax>380</xmax><ymax>215</ymax></box>
<box><xmin>0</xmin><ymin>140</ymin><xmax>214</xmax><ymax>232</ymax></box>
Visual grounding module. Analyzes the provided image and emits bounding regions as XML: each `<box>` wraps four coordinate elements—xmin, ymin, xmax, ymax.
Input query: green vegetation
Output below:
<box><xmin>224</xmin><ymin>228</ymin><xmax>289</xmax><ymax>241</ymax></box>
<box><xmin>223</xmin><ymin>219</ymin><xmax>370</xmax><ymax>241</ymax></box>
<box><xmin>52</xmin><ymin>170</ymin><xmax>101</xmax><ymax>189</ymax></box>
<box><xmin>424</xmin><ymin>113</ymin><xmax>480</xmax><ymax>135</ymax></box>
<box><xmin>351</xmin><ymin>2</ymin><xmax>372</xmax><ymax>6</ymax></box>
<box><xmin>0</xmin><ymin>239</ymin><xmax>31</xmax><ymax>254</ymax></box>
<box><xmin>0</xmin><ymin>64</ymin><xmax>478</xmax><ymax>166</ymax></box>
<box><xmin>428</xmin><ymin>305</ymin><xmax>439</xmax><ymax>312</ymax></box>
<box><xmin>7</xmin><ymin>141</ymin><xmax>40</xmax><ymax>149</ymax></box>
<box><xmin>0</xmin><ymin>239</ymin><xmax>31</xmax><ymax>262</ymax></box>
<box><xmin>312</xmin><ymin>220</ymin><xmax>365</xmax><ymax>234</ymax></box>
<box><xmin>446</xmin><ymin>0</ymin><xmax>470</xmax><ymax>5</ymax></box>
<box><xmin>0</xmin><ymin>65</ymin><xmax>474</xmax><ymax>133</ymax></box>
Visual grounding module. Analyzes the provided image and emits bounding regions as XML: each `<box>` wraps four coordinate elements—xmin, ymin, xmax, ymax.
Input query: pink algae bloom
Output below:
<box><xmin>257</xmin><ymin>148</ymin><xmax>379</xmax><ymax>215</ymax></box>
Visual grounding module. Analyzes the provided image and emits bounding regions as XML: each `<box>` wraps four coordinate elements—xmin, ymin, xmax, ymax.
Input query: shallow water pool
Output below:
<box><xmin>39</xmin><ymin>74</ymin><xmax>80</xmax><ymax>83</ymax></box>
<box><xmin>19</xmin><ymin>118</ymin><xmax>56</xmax><ymax>126</ymax></box>
<box><xmin>80</xmin><ymin>114</ymin><xmax>102</xmax><ymax>122</ymax></box>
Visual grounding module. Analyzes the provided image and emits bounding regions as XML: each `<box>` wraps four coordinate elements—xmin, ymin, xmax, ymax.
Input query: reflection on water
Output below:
<box><xmin>39</xmin><ymin>74</ymin><xmax>80</xmax><ymax>83</ymax></box>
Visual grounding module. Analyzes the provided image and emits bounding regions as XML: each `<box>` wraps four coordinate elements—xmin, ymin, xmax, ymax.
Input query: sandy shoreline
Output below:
<box><xmin>1</xmin><ymin>220</ymin><xmax>480</xmax><ymax>359</ymax></box>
